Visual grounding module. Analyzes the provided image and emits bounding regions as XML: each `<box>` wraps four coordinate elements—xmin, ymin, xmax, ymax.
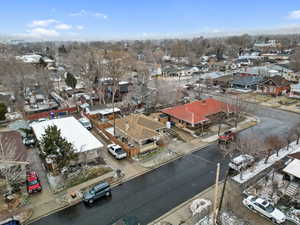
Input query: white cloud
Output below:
<box><xmin>55</xmin><ymin>23</ymin><xmax>72</xmax><ymax>30</ymax></box>
<box><xmin>94</xmin><ymin>12</ymin><xmax>108</xmax><ymax>19</ymax></box>
<box><xmin>76</xmin><ymin>25</ymin><xmax>85</xmax><ymax>30</ymax></box>
<box><xmin>69</xmin><ymin>9</ymin><xmax>107</xmax><ymax>19</ymax></box>
<box><xmin>27</xmin><ymin>28</ymin><xmax>60</xmax><ymax>38</ymax></box>
<box><xmin>288</xmin><ymin>10</ymin><xmax>300</xmax><ymax>19</ymax></box>
<box><xmin>69</xmin><ymin>9</ymin><xmax>87</xmax><ymax>17</ymax></box>
<box><xmin>28</xmin><ymin>19</ymin><xmax>59</xmax><ymax>27</ymax></box>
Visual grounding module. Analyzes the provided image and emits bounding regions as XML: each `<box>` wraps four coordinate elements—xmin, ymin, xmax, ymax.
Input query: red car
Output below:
<box><xmin>26</xmin><ymin>172</ymin><xmax>42</xmax><ymax>194</ymax></box>
<box><xmin>218</xmin><ymin>130</ymin><xmax>235</xmax><ymax>144</ymax></box>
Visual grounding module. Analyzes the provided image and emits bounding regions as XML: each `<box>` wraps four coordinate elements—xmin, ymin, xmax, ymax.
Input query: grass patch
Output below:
<box><xmin>138</xmin><ymin>147</ymin><xmax>165</xmax><ymax>161</ymax></box>
<box><xmin>65</xmin><ymin>167</ymin><xmax>112</xmax><ymax>189</ymax></box>
<box><xmin>278</xmin><ymin>99</ymin><xmax>297</xmax><ymax>106</ymax></box>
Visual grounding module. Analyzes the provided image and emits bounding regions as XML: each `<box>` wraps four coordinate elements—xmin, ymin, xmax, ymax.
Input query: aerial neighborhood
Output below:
<box><xmin>1</xmin><ymin>11</ymin><xmax>300</xmax><ymax>225</ymax></box>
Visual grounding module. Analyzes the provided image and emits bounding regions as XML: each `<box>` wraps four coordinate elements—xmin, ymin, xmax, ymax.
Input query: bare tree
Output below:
<box><xmin>264</xmin><ymin>135</ymin><xmax>284</xmax><ymax>163</ymax></box>
<box><xmin>290</xmin><ymin>46</ymin><xmax>300</xmax><ymax>72</ymax></box>
<box><xmin>105</xmin><ymin>50</ymin><xmax>132</xmax><ymax>135</ymax></box>
<box><xmin>231</xmin><ymin>95</ymin><xmax>249</xmax><ymax>128</ymax></box>
<box><xmin>284</xmin><ymin>128</ymin><xmax>295</xmax><ymax>151</ymax></box>
<box><xmin>291</xmin><ymin>122</ymin><xmax>300</xmax><ymax>145</ymax></box>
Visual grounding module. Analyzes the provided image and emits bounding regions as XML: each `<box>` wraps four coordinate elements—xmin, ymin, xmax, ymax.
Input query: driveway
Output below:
<box><xmin>27</xmin><ymin>148</ymin><xmax>54</xmax><ymax>206</ymax></box>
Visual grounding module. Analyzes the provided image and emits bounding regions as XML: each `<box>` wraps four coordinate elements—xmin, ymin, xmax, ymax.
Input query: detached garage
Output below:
<box><xmin>31</xmin><ymin>117</ymin><xmax>104</xmax><ymax>163</ymax></box>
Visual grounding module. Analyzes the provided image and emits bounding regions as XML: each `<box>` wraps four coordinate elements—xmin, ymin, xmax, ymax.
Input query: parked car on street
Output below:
<box><xmin>83</xmin><ymin>181</ymin><xmax>111</xmax><ymax>204</ymax></box>
<box><xmin>218</xmin><ymin>130</ymin><xmax>235</xmax><ymax>144</ymax></box>
<box><xmin>243</xmin><ymin>195</ymin><xmax>286</xmax><ymax>224</ymax></box>
<box><xmin>229</xmin><ymin>154</ymin><xmax>255</xmax><ymax>172</ymax></box>
<box><xmin>0</xmin><ymin>219</ymin><xmax>20</xmax><ymax>225</ymax></box>
<box><xmin>112</xmin><ymin>216</ymin><xmax>141</xmax><ymax>225</ymax></box>
<box><xmin>26</xmin><ymin>171</ymin><xmax>42</xmax><ymax>194</ymax></box>
<box><xmin>107</xmin><ymin>144</ymin><xmax>127</xmax><ymax>159</ymax></box>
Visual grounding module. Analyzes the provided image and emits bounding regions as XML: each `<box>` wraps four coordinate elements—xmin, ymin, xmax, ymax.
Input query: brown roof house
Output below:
<box><xmin>114</xmin><ymin>114</ymin><xmax>165</xmax><ymax>154</ymax></box>
<box><xmin>259</xmin><ymin>75</ymin><xmax>290</xmax><ymax>96</ymax></box>
<box><xmin>0</xmin><ymin>131</ymin><xmax>29</xmax><ymax>189</ymax></box>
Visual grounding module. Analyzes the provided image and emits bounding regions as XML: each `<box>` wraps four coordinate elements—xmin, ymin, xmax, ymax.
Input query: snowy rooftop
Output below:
<box><xmin>89</xmin><ymin>107</ymin><xmax>121</xmax><ymax>116</ymax></box>
<box><xmin>31</xmin><ymin>117</ymin><xmax>103</xmax><ymax>153</ymax></box>
<box><xmin>283</xmin><ymin>159</ymin><xmax>300</xmax><ymax>179</ymax></box>
<box><xmin>232</xmin><ymin>141</ymin><xmax>300</xmax><ymax>184</ymax></box>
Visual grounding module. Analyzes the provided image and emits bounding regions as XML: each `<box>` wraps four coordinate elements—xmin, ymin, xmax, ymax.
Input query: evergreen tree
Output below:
<box><xmin>65</xmin><ymin>72</ymin><xmax>77</xmax><ymax>89</ymax></box>
<box><xmin>0</xmin><ymin>103</ymin><xmax>7</xmax><ymax>121</ymax></box>
<box><xmin>40</xmin><ymin>125</ymin><xmax>77</xmax><ymax>170</ymax></box>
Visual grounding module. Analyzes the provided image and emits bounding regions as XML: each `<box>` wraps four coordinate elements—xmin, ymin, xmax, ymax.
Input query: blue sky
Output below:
<box><xmin>1</xmin><ymin>0</ymin><xmax>300</xmax><ymax>40</ymax></box>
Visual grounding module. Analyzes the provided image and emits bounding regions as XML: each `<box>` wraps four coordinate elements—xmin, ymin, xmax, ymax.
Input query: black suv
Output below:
<box><xmin>83</xmin><ymin>182</ymin><xmax>111</xmax><ymax>204</ymax></box>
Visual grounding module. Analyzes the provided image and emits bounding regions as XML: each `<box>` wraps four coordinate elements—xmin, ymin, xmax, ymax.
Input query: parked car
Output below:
<box><xmin>218</xmin><ymin>130</ymin><xmax>235</xmax><ymax>144</ymax></box>
<box><xmin>78</xmin><ymin>117</ymin><xmax>92</xmax><ymax>130</ymax></box>
<box><xmin>0</xmin><ymin>219</ymin><xmax>20</xmax><ymax>225</ymax></box>
<box><xmin>243</xmin><ymin>195</ymin><xmax>286</xmax><ymax>224</ymax></box>
<box><xmin>26</xmin><ymin>171</ymin><xmax>42</xmax><ymax>194</ymax></box>
<box><xmin>83</xmin><ymin>181</ymin><xmax>111</xmax><ymax>204</ymax></box>
<box><xmin>22</xmin><ymin>135</ymin><xmax>36</xmax><ymax>147</ymax></box>
<box><xmin>229</xmin><ymin>154</ymin><xmax>254</xmax><ymax>172</ymax></box>
<box><xmin>107</xmin><ymin>144</ymin><xmax>127</xmax><ymax>159</ymax></box>
<box><xmin>112</xmin><ymin>216</ymin><xmax>141</xmax><ymax>225</ymax></box>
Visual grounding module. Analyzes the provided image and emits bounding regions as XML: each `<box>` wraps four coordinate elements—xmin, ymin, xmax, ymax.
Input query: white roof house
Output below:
<box><xmin>31</xmin><ymin>117</ymin><xmax>103</xmax><ymax>154</ymax></box>
<box><xmin>283</xmin><ymin>159</ymin><xmax>300</xmax><ymax>179</ymax></box>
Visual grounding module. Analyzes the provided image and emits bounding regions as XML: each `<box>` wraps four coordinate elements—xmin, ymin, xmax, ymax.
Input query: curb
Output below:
<box><xmin>148</xmin><ymin>181</ymin><xmax>224</xmax><ymax>225</ymax></box>
<box><xmin>26</xmin><ymin>203</ymin><xmax>71</xmax><ymax>224</ymax></box>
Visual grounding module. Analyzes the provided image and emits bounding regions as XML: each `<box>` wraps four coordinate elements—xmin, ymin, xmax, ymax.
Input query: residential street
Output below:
<box><xmin>30</xmin><ymin>105</ymin><xmax>300</xmax><ymax>225</ymax></box>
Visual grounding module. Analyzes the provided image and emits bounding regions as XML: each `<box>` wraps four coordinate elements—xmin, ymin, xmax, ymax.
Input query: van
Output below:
<box><xmin>229</xmin><ymin>154</ymin><xmax>254</xmax><ymax>172</ymax></box>
<box><xmin>83</xmin><ymin>182</ymin><xmax>111</xmax><ymax>204</ymax></box>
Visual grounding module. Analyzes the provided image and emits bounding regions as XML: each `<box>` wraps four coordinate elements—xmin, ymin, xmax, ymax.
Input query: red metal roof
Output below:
<box><xmin>161</xmin><ymin>98</ymin><xmax>232</xmax><ymax>125</ymax></box>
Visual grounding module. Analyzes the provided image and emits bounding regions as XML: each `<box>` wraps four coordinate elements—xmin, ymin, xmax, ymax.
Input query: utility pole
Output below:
<box><xmin>213</xmin><ymin>163</ymin><xmax>220</xmax><ymax>225</ymax></box>
<box><xmin>217</xmin><ymin>168</ymin><xmax>230</xmax><ymax>224</ymax></box>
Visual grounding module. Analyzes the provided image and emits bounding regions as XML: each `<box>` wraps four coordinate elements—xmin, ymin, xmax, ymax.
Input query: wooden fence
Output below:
<box><xmin>89</xmin><ymin>118</ymin><xmax>140</xmax><ymax>157</ymax></box>
<box><xmin>25</xmin><ymin>107</ymin><xmax>78</xmax><ymax>120</ymax></box>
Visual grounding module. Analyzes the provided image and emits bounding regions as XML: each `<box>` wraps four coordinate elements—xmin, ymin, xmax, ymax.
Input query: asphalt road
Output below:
<box><xmin>30</xmin><ymin>105</ymin><xmax>300</xmax><ymax>225</ymax></box>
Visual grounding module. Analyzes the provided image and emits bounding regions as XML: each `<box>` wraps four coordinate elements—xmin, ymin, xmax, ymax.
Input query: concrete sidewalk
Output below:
<box><xmin>149</xmin><ymin>182</ymin><xmax>224</xmax><ymax>225</ymax></box>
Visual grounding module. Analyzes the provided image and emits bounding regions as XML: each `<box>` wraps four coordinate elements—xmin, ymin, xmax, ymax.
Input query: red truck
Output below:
<box><xmin>218</xmin><ymin>130</ymin><xmax>235</xmax><ymax>144</ymax></box>
<box><xmin>26</xmin><ymin>171</ymin><xmax>42</xmax><ymax>194</ymax></box>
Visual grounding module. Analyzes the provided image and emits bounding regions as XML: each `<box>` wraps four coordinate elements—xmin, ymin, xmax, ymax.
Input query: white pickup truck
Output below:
<box><xmin>107</xmin><ymin>144</ymin><xmax>127</xmax><ymax>159</ymax></box>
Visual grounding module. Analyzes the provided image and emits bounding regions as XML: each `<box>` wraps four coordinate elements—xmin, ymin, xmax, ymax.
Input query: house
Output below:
<box><xmin>283</xmin><ymin>152</ymin><xmax>300</xmax><ymax>182</ymax></box>
<box><xmin>213</xmin><ymin>74</ymin><xmax>235</xmax><ymax>88</ymax></box>
<box><xmin>231</xmin><ymin>75</ymin><xmax>264</xmax><ymax>90</ymax></box>
<box><xmin>200</xmin><ymin>72</ymin><xmax>225</xmax><ymax>81</ymax></box>
<box><xmin>258</xmin><ymin>75</ymin><xmax>290</xmax><ymax>96</ymax></box>
<box><xmin>289</xmin><ymin>81</ymin><xmax>300</xmax><ymax>99</ymax></box>
<box><xmin>0</xmin><ymin>131</ymin><xmax>28</xmax><ymax>184</ymax></box>
<box><xmin>161</xmin><ymin>98</ymin><xmax>233</xmax><ymax>129</ymax></box>
<box><xmin>86</xmin><ymin>107</ymin><xmax>121</xmax><ymax>121</ymax></box>
<box><xmin>16</xmin><ymin>54</ymin><xmax>42</xmax><ymax>64</ymax></box>
<box><xmin>114</xmin><ymin>114</ymin><xmax>165</xmax><ymax>154</ymax></box>
<box><xmin>31</xmin><ymin>117</ymin><xmax>104</xmax><ymax>163</ymax></box>
<box><xmin>253</xmin><ymin>40</ymin><xmax>281</xmax><ymax>52</ymax></box>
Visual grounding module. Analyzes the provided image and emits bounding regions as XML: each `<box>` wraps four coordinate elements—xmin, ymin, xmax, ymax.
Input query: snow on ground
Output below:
<box><xmin>232</xmin><ymin>141</ymin><xmax>300</xmax><ymax>184</ymax></box>
<box><xmin>190</xmin><ymin>199</ymin><xmax>211</xmax><ymax>216</ymax></box>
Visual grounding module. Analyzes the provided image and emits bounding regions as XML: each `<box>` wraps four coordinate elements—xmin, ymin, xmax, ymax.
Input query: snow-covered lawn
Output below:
<box><xmin>232</xmin><ymin>141</ymin><xmax>300</xmax><ymax>184</ymax></box>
